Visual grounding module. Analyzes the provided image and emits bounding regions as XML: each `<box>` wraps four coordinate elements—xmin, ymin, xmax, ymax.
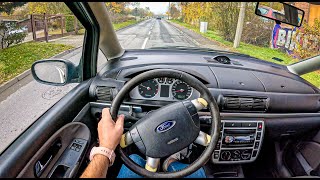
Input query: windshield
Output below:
<box><xmin>108</xmin><ymin>2</ymin><xmax>320</xmax><ymax>87</ymax></box>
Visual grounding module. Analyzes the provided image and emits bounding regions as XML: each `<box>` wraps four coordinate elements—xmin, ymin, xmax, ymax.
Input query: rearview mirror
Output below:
<box><xmin>31</xmin><ymin>59</ymin><xmax>78</xmax><ymax>86</ymax></box>
<box><xmin>255</xmin><ymin>2</ymin><xmax>304</xmax><ymax>27</ymax></box>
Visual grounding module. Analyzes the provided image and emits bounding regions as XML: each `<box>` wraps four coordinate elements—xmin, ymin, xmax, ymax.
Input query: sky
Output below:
<box><xmin>129</xmin><ymin>2</ymin><xmax>169</xmax><ymax>15</ymax></box>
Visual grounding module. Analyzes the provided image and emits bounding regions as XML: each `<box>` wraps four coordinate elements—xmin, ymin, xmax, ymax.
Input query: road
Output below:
<box><xmin>117</xmin><ymin>19</ymin><xmax>197</xmax><ymax>49</ymax></box>
<box><xmin>0</xmin><ymin>19</ymin><xmax>219</xmax><ymax>153</ymax></box>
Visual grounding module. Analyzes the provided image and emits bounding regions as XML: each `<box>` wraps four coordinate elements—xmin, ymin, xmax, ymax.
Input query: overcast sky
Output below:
<box><xmin>129</xmin><ymin>2</ymin><xmax>169</xmax><ymax>14</ymax></box>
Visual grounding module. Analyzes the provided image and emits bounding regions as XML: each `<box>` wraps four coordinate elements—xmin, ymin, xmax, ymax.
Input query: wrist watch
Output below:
<box><xmin>89</xmin><ymin>146</ymin><xmax>116</xmax><ymax>166</ymax></box>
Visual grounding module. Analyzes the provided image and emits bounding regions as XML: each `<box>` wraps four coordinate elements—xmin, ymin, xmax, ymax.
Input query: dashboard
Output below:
<box><xmin>88</xmin><ymin>49</ymin><xmax>320</xmax><ymax>166</ymax></box>
<box><xmin>129</xmin><ymin>77</ymin><xmax>200</xmax><ymax>101</ymax></box>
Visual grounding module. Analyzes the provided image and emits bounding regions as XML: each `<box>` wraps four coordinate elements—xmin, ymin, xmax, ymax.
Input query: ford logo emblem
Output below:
<box><xmin>156</xmin><ymin>121</ymin><xmax>176</xmax><ymax>133</ymax></box>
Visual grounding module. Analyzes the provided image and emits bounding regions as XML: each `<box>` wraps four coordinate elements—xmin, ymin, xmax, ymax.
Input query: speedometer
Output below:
<box><xmin>171</xmin><ymin>80</ymin><xmax>192</xmax><ymax>100</ymax></box>
<box><xmin>138</xmin><ymin>79</ymin><xmax>159</xmax><ymax>98</ymax></box>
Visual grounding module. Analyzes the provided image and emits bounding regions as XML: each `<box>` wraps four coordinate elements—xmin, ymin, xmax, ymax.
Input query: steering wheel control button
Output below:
<box><xmin>242</xmin><ymin>122</ymin><xmax>257</xmax><ymax>127</ymax></box>
<box><xmin>183</xmin><ymin>101</ymin><xmax>198</xmax><ymax>116</ymax></box>
<box><xmin>130</xmin><ymin>127</ymin><xmax>142</xmax><ymax>143</ymax></box>
<box><xmin>224</xmin><ymin>122</ymin><xmax>241</xmax><ymax>127</ymax></box>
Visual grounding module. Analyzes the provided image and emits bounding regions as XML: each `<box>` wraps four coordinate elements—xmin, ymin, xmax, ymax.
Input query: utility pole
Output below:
<box><xmin>233</xmin><ymin>2</ymin><xmax>246</xmax><ymax>48</ymax></box>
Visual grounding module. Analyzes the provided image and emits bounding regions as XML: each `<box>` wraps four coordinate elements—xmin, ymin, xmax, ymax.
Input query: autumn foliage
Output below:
<box><xmin>294</xmin><ymin>18</ymin><xmax>320</xmax><ymax>59</ymax></box>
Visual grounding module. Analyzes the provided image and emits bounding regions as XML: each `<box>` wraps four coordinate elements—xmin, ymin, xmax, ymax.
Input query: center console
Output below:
<box><xmin>200</xmin><ymin>117</ymin><xmax>265</xmax><ymax>164</ymax></box>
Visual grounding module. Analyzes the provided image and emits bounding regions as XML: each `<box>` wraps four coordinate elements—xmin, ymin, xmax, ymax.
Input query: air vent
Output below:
<box><xmin>214</xmin><ymin>56</ymin><xmax>231</xmax><ymax>64</ymax></box>
<box><xmin>95</xmin><ymin>86</ymin><xmax>114</xmax><ymax>101</ymax></box>
<box><xmin>221</xmin><ymin>96</ymin><xmax>268</xmax><ymax>112</ymax></box>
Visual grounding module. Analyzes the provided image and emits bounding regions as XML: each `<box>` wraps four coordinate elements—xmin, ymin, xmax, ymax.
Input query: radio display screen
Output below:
<box><xmin>222</xmin><ymin>129</ymin><xmax>255</xmax><ymax>147</ymax></box>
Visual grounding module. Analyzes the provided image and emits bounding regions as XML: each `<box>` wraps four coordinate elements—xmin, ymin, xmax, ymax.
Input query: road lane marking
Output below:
<box><xmin>141</xmin><ymin>37</ymin><xmax>149</xmax><ymax>49</ymax></box>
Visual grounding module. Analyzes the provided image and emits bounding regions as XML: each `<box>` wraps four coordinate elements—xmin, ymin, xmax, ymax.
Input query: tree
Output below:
<box><xmin>27</xmin><ymin>2</ymin><xmax>71</xmax><ymax>15</ymax></box>
<box><xmin>167</xmin><ymin>3</ymin><xmax>180</xmax><ymax>19</ymax></box>
<box><xmin>0</xmin><ymin>2</ymin><xmax>27</xmax><ymax>14</ymax></box>
<box><xmin>105</xmin><ymin>2</ymin><xmax>131</xmax><ymax>14</ymax></box>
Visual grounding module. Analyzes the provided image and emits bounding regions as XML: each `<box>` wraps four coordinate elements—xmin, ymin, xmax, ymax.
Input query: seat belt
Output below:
<box><xmin>295</xmin><ymin>151</ymin><xmax>314</xmax><ymax>176</ymax></box>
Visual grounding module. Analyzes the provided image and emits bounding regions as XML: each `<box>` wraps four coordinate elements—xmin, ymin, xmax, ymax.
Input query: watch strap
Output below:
<box><xmin>89</xmin><ymin>147</ymin><xmax>116</xmax><ymax>166</ymax></box>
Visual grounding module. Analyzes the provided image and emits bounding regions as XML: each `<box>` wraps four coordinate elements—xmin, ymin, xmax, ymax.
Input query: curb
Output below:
<box><xmin>0</xmin><ymin>46</ymin><xmax>81</xmax><ymax>94</ymax></box>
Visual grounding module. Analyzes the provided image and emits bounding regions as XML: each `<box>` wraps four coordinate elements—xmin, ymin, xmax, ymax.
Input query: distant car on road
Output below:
<box><xmin>156</xmin><ymin>16</ymin><xmax>161</xmax><ymax>20</ymax></box>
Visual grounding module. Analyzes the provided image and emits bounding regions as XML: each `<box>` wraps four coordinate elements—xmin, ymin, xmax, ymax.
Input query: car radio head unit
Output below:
<box><xmin>199</xmin><ymin>117</ymin><xmax>265</xmax><ymax>164</ymax></box>
<box><xmin>223</xmin><ymin>129</ymin><xmax>256</xmax><ymax>148</ymax></box>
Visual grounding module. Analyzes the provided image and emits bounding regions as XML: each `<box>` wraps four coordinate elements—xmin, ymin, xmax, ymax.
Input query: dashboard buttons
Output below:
<box><xmin>215</xmin><ymin>142</ymin><xmax>221</xmax><ymax>149</ymax></box>
<box><xmin>220</xmin><ymin>151</ymin><xmax>231</xmax><ymax>161</ymax></box>
<box><xmin>254</xmin><ymin>142</ymin><xmax>259</xmax><ymax>149</ymax></box>
<box><xmin>242</xmin><ymin>122</ymin><xmax>257</xmax><ymax>127</ymax></box>
<box><xmin>258</xmin><ymin>122</ymin><xmax>263</xmax><ymax>131</ymax></box>
<box><xmin>256</xmin><ymin>132</ymin><xmax>261</xmax><ymax>140</ymax></box>
<box><xmin>224</xmin><ymin>122</ymin><xmax>241</xmax><ymax>127</ymax></box>
<box><xmin>252</xmin><ymin>150</ymin><xmax>258</xmax><ymax>157</ymax></box>
<box><xmin>231</xmin><ymin>150</ymin><xmax>241</xmax><ymax>160</ymax></box>
<box><xmin>214</xmin><ymin>151</ymin><xmax>220</xmax><ymax>159</ymax></box>
<box><xmin>241</xmin><ymin>150</ymin><xmax>251</xmax><ymax>160</ymax></box>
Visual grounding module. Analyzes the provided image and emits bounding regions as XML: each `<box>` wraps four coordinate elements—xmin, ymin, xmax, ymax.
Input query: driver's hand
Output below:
<box><xmin>98</xmin><ymin>108</ymin><xmax>124</xmax><ymax>151</ymax></box>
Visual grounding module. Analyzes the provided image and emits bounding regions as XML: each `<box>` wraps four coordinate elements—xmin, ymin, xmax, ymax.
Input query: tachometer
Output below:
<box><xmin>138</xmin><ymin>79</ymin><xmax>159</xmax><ymax>98</ymax></box>
<box><xmin>172</xmin><ymin>80</ymin><xmax>192</xmax><ymax>100</ymax></box>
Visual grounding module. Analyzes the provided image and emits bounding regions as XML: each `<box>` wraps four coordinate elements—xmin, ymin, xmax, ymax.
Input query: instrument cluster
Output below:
<box><xmin>129</xmin><ymin>77</ymin><xmax>199</xmax><ymax>101</ymax></box>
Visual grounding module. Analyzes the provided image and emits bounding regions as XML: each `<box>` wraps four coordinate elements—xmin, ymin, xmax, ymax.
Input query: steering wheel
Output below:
<box><xmin>110</xmin><ymin>69</ymin><xmax>221</xmax><ymax>178</ymax></box>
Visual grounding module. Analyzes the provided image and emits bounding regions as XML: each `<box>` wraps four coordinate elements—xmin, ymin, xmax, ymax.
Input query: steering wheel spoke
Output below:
<box><xmin>194</xmin><ymin>131</ymin><xmax>211</xmax><ymax>146</ymax></box>
<box><xmin>120</xmin><ymin>132</ymin><xmax>134</xmax><ymax>148</ymax></box>
<box><xmin>145</xmin><ymin>157</ymin><xmax>160</xmax><ymax>172</ymax></box>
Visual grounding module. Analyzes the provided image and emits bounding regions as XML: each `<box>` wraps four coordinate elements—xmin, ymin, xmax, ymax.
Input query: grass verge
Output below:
<box><xmin>170</xmin><ymin>19</ymin><xmax>320</xmax><ymax>87</ymax></box>
<box><xmin>0</xmin><ymin>42</ymin><xmax>74</xmax><ymax>85</ymax></box>
<box><xmin>76</xmin><ymin>19</ymin><xmax>143</xmax><ymax>35</ymax></box>
<box><xmin>113</xmin><ymin>19</ymin><xmax>142</xmax><ymax>31</ymax></box>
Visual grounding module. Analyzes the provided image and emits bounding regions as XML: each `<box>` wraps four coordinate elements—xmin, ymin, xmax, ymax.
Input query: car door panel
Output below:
<box><xmin>17</xmin><ymin>122</ymin><xmax>91</xmax><ymax>178</ymax></box>
<box><xmin>0</xmin><ymin>79</ymin><xmax>92</xmax><ymax>178</ymax></box>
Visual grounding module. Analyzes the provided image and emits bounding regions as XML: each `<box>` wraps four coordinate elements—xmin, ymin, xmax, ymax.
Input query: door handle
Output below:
<box><xmin>34</xmin><ymin>138</ymin><xmax>62</xmax><ymax>177</ymax></box>
<box><xmin>35</xmin><ymin>155</ymin><xmax>53</xmax><ymax>177</ymax></box>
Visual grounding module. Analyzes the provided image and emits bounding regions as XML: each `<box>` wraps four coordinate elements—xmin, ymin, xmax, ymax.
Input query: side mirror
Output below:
<box><xmin>31</xmin><ymin>59</ymin><xmax>78</xmax><ymax>86</ymax></box>
<box><xmin>255</xmin><ymin>2</ymin><xmax>304</xmax><ymax>27</ymax></box>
